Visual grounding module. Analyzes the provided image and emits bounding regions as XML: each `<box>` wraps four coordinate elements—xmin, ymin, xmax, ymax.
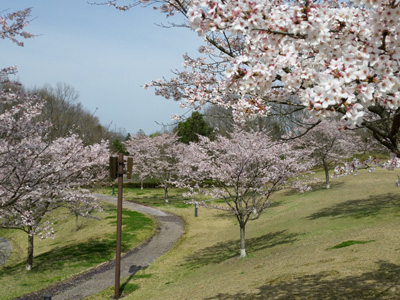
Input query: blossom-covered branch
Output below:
<box><xmin>0</xmin><ymin>8</ymin><xmax>34</xmax><ymax>46</ymax></box>
<box><xmin>108</xmin><ymin>0</ymin><xmax>400</xmax><ymax>156</ymax></box>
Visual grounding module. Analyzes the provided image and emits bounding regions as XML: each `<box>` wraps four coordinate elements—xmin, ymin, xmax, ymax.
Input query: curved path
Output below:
<box><xmin>17</xmin><ymin>194</ymin><xmax>185</xmax><ymax>300</ymax></box>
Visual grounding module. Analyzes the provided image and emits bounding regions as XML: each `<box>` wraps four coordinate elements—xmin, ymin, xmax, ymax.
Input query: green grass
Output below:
<box><xmin>98</xmin><ymin>168</ymin><xmax>400</xmax><ymax>300</ymax></box>
<box><xmin>95</xmin><ymin>186</ymin><xmax>194</xmax><ymax>208</ymax></box>
<box><xmin>327</xmin><ymin>240</ymin><xmax>376</xmax><ymax>250</ymax></box>
<box><xmin>84</xmin><ymin>281</ymin><xmax>140</xmax><ymax>299</ymax></box>
<box><xmin>84</xmin><ymin>272</ymin><xmax>153</xmax><ymax>300</ymax></box>
<box><xmin>0</xmin><ymin>202</ymin><xmax>154</xmax><ymax>300</ymax></box>
<box><xmin>3</xmin><ymin>167</ymin><xmax>400</xmax><ymax>300</ymax></box>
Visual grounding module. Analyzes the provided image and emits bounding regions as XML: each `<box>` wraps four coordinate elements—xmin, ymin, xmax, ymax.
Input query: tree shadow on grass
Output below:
<box><xmin>307</xmin><ymin>193</ymin><xmax>400</xmax><ymax>220</ymax></box>
<box><xmin>0</xmin><ymin>209</ymin><xmax>150</xmax><ymax>276</ymax></box>
<box><xmin>311</xmin><ymin>181</ymin><xmax>345</xmax><ymax>192</ymax></box>
<box><xmin>183</xmin><ymin>230</ymin><xmax>299</xmax><ymax>270</ymax></box>
<box><xmin>282</xmin><ymin>182</ymin><xmax>346</xmax><ymax>197</ymax></box>
<box><xmin>126</xmin><ymin>195</ymin><xmax>189</xmax><ymax>208</ymax></box>
<box><xmin>205</xmin><ymin>260</ymin><xmax>400</xmax><ymax>299</ymax></box>
<box><xmin>210</xmin><ymin>201</ymin><xmax>283</xmax><ymax>220</ymax></box>
<box><xmin>0</xmin><ymin>237</ymin><xmax>117</xmax><ymax>276</ymax></box>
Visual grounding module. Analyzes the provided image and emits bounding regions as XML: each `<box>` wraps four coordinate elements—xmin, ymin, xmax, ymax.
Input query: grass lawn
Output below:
<box><xmin>95</xmin><ymin>186</ymin><xmax>194</xmax><ymax>208</ymax></box>
<box><xmin>0</xmin><ymin>201</ymin><xmax>154</xmax><ymax>300</ymax></box>
<box><xmin>90</xmin><ymin>168</ymin><xmax>400</xmax><ymax>299</ymax></box>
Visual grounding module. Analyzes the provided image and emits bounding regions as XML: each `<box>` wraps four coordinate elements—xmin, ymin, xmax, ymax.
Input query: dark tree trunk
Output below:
<box><xmin>239</xmin><ymin>222</ymin><xmax>247</xmax><ymax>258</ymax></box>
<box><xmin>75</xmin><ymin>214</ymin><xmax>79</xmax><ymax>232</ymax></box>
<box><xmin>164</xmin><ymin>187</ymin><xmax>169</xmax><ymax>203</ymax></box>
<box><xmin>323</xmin><ymin>160</ymin><xmax>330</xmax><ymax>189</ymax></box>
<box><xmin>26</xmin><ymin>226</ymin><xmax>34</xmax><ymax>271</ymax></box>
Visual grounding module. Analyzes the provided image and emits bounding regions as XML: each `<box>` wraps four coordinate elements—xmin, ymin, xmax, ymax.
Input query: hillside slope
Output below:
<box><xmin>119</xmin><ymin>168</ymin><xmax>400</xmax><ymax>300</ymax></box>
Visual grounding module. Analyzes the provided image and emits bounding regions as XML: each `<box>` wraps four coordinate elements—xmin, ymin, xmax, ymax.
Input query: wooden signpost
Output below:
<box><xmin>109</xmin><ymin>153</ymin><xmax>133</xmax><ymax>299</ymax></box>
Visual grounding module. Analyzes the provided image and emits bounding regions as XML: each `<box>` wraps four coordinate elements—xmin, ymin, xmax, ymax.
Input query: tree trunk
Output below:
<box><xmin>323</xmin><ymin>161</ymin><xmax>330</xmax><ymax>189</ymax></box>
<box><xmin>164</xmin><ymin>187</ymin><xmax>169</xmax><ymax>203</ymax></box>
<box><xmin>75</xmin><ymin>214</ymin><xmax>79</xmax><ymax>232</ymax></box>
<box><xmin>239</xmin><ymin>223</ymin><xmax>247</xmax><ymax>258</ymax></box>
<box><xmin>141</xmin><ymin>179</ymin><xmax>144</xmax><ymax>190</ymax></box>
<box><xmin>26</xmin><ymin>227</ymin><xmax>34</xmax><ymax>271</ymax></box>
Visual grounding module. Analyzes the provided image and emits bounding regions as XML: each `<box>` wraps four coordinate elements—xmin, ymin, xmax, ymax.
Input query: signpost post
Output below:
<box><xmin>109</xmin><ymin>153</ymin><xmax>133</xmax><ymax>299</ymax></box>
<box><xmin>114</xmin><ymin>153</ymin><xmax>124</xmax><ymax>299</ymax></box>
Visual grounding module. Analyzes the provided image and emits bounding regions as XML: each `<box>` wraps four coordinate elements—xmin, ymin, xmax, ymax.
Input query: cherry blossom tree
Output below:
<box><xmin>106</xmin><ymin>0</ymin><xmax>400</xmax><ymax>157</ymax></box>
<box><xmin>294</xmin><ymin>119</ymin><xmax>362</xmax><ymax>188</ymax></box>
<box><xmin>0</xmin><ymin>99</ymin><xmax>109</xmax><ymax>270</ymax></box>
<box><xmin>0</xmin><ymin>6</ymin><xmax>109</xmax><ymax>270</ymax></box>
<box><xmin>124</xmin><ymin>132</ymin><xmax>184</xmax><ymax>202</ymax></box>
<box><xmin>61</xmin><ymin>190</ymin><xmax>103</xmax><ymax>232</ymax></box>
<box><xmin>179</xmin><ymin>128</ymin><xmax>315</xmax><ymax>257</ymax></box>
<box><xmin>0</xmin><ymin>100</ymin><xmax>45</xmax><ymax>209</ymax></box>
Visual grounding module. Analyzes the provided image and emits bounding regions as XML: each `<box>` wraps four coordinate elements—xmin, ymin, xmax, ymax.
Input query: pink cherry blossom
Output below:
<box><xmin>177</xmin><ymin>127</ymin><xmax>315</xmax><ymax>257</ymax></box>
<box><xmin>124</xmin><ymin>132</ymin><xmax>184</xmax><ymax>203</ymax></box>
<box><xmin>0</xmin><ymin>98</ymin><xmax>109</xmax><ymax>270</ymax></box>
<box><xmin>123</xmin><ymin>0</ymin><xmax>400</xmax><ymax>156</ymax></box>
<box><xmin>292</xmin><ymin>119</ymin><xmax>363</xmax><ymax>188</ymax></box>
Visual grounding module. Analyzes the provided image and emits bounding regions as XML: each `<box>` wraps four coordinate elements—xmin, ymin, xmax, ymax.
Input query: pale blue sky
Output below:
<box><xmin>2</xmin><ymin>1</ymin><xmax>203</xmax><ymax>135</ymax></box>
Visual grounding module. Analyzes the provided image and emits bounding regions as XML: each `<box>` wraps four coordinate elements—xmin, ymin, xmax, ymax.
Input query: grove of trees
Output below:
<box><xmin>127</xmin><ymin>0</ymin><xmax>400</xmax><ymax>159</ymax></box>
<box><xmin>105</xmin><ymin>0</ymin><xmax>400</xmax><ymax>257</ymax></box>
<box><xmin>4</xmin><ymin>0</ymin><xmax>400</xmax><ymax>266</ymax></box>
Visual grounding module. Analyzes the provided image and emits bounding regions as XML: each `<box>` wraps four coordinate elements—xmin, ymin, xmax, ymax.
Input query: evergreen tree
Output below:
<box><xmin>111</xmin><ymin>138</ymin><xmax>128</xmax><ymax>155</ymax></box>
<box><xmin>176</xmin><ymin>111</ymin><xmax>214</xmax><ymax>144</ymax></box>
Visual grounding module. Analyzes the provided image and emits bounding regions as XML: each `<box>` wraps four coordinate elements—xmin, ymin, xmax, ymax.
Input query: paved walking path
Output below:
<box><xmin>17</xmin><ymin>194</ymin><xmax>185</xmax><ymax>300</ymax></box>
